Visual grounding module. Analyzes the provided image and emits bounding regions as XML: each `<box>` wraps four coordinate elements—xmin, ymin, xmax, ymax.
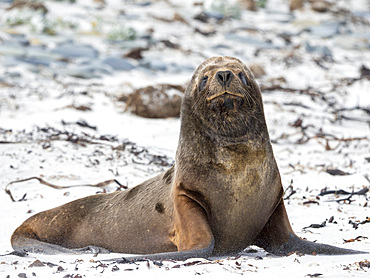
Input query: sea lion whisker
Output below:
<box><xmin>190</xmin><ymin>91</ymin><xmax>207</xmax><ymax>116</ymax></box>
<box><xmin>244</xmin><ymin>88</ymin><xmax>258</xmax><ymax>108</ymax></box>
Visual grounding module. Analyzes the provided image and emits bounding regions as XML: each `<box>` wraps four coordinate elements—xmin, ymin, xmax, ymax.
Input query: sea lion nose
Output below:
<box><xmin>216</xmin><ymin>70</ymin><xmax>233</xmax><ymax>87</ymax></box>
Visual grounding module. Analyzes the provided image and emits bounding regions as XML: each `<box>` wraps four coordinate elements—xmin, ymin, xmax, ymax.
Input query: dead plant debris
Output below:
<box><xmin>303</xmin><ymin>221</ymin><xmax>326</xmax><ymax>230</ymax></box>
<box><xmin>319</xmin><ymin>187</ymin><xmax>369</xmax><ymax>204</ymax></box>
<box><xmin>349</xmin><ymin>217</ymin><xmax>370</xmax><ymax>230</ymax></box>
<box><xmin>5</xmin><ymin>177</ymin><xmax>125</xmax><ymax>202</ymax></box>
<box><xmin>343</xmin><ymin>236</ymin><xmax>368</xmax><ymax>243</ymax></box>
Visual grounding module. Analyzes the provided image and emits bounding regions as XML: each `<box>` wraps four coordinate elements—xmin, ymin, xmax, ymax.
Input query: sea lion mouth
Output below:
<box><xmin>206</xmin><ymin>91</ymin><xmax>244</xmax><ymax>112</ymax></box>
<box><xmin>206</xmin><ymin>91</ymin><xmax>244</xmax><ymax>101</ymax></box>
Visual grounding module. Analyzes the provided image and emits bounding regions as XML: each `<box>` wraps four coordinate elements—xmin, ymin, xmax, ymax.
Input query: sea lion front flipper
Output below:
<box><xmin>171</xmin><ymin>183</ymin><xmax>214</xmax><ymax>252</ymax></box>
<box><xmin>253</xmin><ymin>199</ymin><xmax>366</xmax><ymax>255</ymax></box>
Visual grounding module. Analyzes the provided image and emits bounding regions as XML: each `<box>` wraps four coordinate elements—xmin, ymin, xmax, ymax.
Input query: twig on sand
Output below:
<box><xmin>284</xmin><ymin>180</ymin><xmax>296</xmax><ymax>200</ymax></box>
<box><xmin>4</xmin><ymin>177</ymin><xmax>126</xmax><ymax>202</ymax></box>
<box><xmin>318</xmin><ymin>187</ymin><xmax>369</xmax><ymax>204</ymax></box>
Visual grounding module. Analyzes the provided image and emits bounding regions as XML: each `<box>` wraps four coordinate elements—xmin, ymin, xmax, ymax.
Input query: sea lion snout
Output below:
<box><xmin>210</xmin><ymin>94</ymin><xmax>243</xmax><ymax>114</ymax></box>
<box><xmin>216</xmin><ymin>70</ymin><xmax>234</xmax><ymax>87</ymax></box>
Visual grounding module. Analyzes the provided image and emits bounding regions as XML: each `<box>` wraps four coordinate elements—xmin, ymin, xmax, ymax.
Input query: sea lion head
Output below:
<box><xmin>182</xmin><ymin>56</ymin><xmax>266</xmax><ymax>141</ymax></box>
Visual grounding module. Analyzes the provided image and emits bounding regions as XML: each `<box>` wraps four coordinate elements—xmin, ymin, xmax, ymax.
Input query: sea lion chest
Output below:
<box><xmin>178</xmin><ymin>143</ymin><xmax>281</xmax><ymax>254</ymax></box>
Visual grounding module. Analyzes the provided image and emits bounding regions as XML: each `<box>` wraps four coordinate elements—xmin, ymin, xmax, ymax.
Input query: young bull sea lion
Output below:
<box><xmin>11</xmin><ymin>56</ymin><xmax>365</xmax><ymax>259</ymax></box>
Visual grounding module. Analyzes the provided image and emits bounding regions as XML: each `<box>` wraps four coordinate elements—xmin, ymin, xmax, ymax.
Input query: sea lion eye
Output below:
<box><xmin>199</xmin><ymin>76</ymin><xmax>208</xmax><ymax>91</ymax></box>
<box><xmin>238</xmin><ymin>72</ymin><xmax>249</xmax><ymax>87</ymax></box>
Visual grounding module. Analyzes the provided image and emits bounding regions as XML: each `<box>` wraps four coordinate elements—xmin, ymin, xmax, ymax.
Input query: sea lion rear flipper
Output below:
<box><xmin>252</xmin><ymin>199</ymin><xmax>367</xmax><ymax>255</ymax></box>
<box><xmin>11</xmin><ymin>234</ymin><xmax>215</xmax><ymax>260</ymax></box>
<box><xmin>11</xmin><ymin>236</ymin><xmax>111</xmax><ymax>255</ymax></box>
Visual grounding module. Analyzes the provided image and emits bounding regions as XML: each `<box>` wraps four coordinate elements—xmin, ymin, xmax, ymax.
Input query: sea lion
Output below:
<box><xmin>11</xmin><ymin>56</ymin><xmax>365</xmax><ymax>259</ymax></box>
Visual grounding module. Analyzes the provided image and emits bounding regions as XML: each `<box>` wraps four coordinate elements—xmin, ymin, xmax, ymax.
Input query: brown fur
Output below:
<box><xmin>11</xmin><ymin>57</ymin><xmax>364</xmax><ymax>258</ymax></box>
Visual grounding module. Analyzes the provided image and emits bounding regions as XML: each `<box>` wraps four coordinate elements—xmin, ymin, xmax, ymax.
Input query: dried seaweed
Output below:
<box><xmin>272</xmin><ymin>116</ymin><xmax>369</xmax><ymax>146</ymax></box>
<box><xmin>303</xmin><ymin>200</ymin><xmax>319</xmax><ymax>205</ymax></box>
<box><xmin>319</xmin><ymin>188</ymin><xmax>369</xmax><ymax>197</ymax></box>
<box><xmin>0</xmin><ymin>126</ymin><xmax>174</xmax><ymax>167</ymax></box>
<box><xmin>305</xmin><ymin>274</ymin><xmax>323</xmax><ymax>278</ymax></box>
<box><xmin>0</xmin><ymin>126</ymin><xmax>117</xmax><ymax>147</ymax></box>
<box><xmin>343</xmin><ymin>236</ymin><xmax>368</xmax><ymax>243</ymax></box>
<box><xmin>303</xmin><ymin>221</ymin><xmax>326</xmax><ymax>230</ymax></box>
<box><xmin>284</xmin><ymin>180</ymin><xmax>296</xmax><ymax>200</ymax></box>
<box><xmin>61</xmin><ymin>120</ymin><xmax>97</xmax><ymax>130</ymax></box>
<box><xmin>349</xmin><ymin>217</ymin><xmax>370</xmax><ymax>229</ymax></box>
<box><xmin>319</xmin><ymin>187</ymin><xmax>369</xmax><ymax>204</ymax></box>
<box><xmin>28</xmin><ymin>260</ymin><xmax>44</xmax><ymax>267</ymax></box>
<box><xmin>358</xmin><ymin>260</ymin><xmax>370</xmax><ymax>269</ymax></box>
<box><xmin>325</xmin><ymin>169</ymin><xmax>350</xmax><ymax>176</ymax></box>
